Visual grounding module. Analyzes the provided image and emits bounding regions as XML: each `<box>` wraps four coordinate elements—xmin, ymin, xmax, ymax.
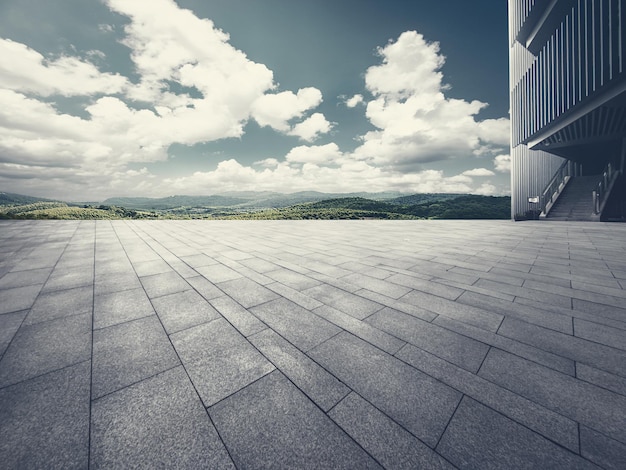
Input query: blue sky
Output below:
<box><xmin>0</xmin><ymin>0</ymin><xmax>511</xmax><ymax>201</ymax></box>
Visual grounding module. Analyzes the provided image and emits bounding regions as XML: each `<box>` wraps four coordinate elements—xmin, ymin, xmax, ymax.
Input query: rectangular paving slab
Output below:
<box><xmin>250</xmin><ymin>297</ymin><xmax>341</xmax><ymax>351</ymax></box>
<box><xmin>91</xmin><ymin>366</ymin><xmax>234</xmax><ymax>469</ymax></box>
<box><xmin>170</xmin><ymin>318</ymin><xmax>275</xmax><ymax>407</ymax></box>
<box><xmin>309</xmin><ymin>331</ymin><xmax>462</xmax><ymax>448</ymax></box>
<box><xmin>436</xmin><ymin>397</ymin><xmax>598</xmax><ymax>470</ymax></box>
<box><xmin>209</xmin><ymin>370</ymin><xmax>381</xmax><ymax>469</ymax></box>
<box><xmin>0</xmin><ymin>361</ymin><xmax>90</xmax><ymax>470</ymax></box>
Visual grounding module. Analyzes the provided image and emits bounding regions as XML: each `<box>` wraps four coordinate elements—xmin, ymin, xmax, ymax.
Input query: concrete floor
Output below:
<box><xmin>0</xmin><ymin>219</ymin><xmax>625</xmax><ymax>469</ymax></box>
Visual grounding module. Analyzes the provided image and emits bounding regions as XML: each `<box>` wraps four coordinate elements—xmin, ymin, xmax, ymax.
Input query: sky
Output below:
<box><xmin>0</xmin><ymin>0</ymin><xmax>512</xmax><ymax>201</ymax></box>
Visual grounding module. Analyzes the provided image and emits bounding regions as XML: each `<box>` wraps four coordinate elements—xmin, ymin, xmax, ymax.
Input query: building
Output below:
<box><xmin>509</xmin><ymin>0</ymin><xmax>626</xmax><ymax>220</ymax></box>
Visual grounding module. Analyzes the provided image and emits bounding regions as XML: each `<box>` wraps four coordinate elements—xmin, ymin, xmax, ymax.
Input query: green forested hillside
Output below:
<box><xmin>0</xmin><ymin>202</ymin><xmax>157</xmax><ymax>219</ymax></box>
<box><xmin>222</xmin><ymin>195</ymin><xmax>511</xmax><ymax>220</ymax></box>
<box><xmin>1</xmin><ymin>191</ymin><xmax>511</xmax><ymax>220</ymax></box>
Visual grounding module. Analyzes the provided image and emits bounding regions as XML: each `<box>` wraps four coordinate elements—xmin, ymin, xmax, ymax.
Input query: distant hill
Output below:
<box><xmin>387</xmin><ymin>193</ymin><xmax>463</xmax><ymax>205</ymax></box>
<box><xmin>0</xmin><ymin>191</ymin><xmax>58</xmax><ymax>205</ymax></box>
<box><xmin>222</xmin><ymin>195</ymin><xmax>511</xmax><ymax>220</ymax></box>
<box><xmin>101</xmin><ymin>195</ymin><xmax>249</xmax><ymax>210</ymax></box>
<box><xmin>1</xmin><ymin>190</ymin><xmax>510</xmax><ymax>220</ymax></box>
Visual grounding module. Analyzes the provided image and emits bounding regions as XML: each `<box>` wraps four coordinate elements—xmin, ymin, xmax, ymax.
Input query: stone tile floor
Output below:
<box><xmin>0</xmin><ymin>219</ymin><xmax>625</xmax><ymax>469</ymax></box>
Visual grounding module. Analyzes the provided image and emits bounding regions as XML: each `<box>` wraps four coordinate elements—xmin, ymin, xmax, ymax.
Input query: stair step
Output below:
<box><xmin>546</xmin><ymin>175</ymin><xmax>603</xmax><ymax>220</ymax></box>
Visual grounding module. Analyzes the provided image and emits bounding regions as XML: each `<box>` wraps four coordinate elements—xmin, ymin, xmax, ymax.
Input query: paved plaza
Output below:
<box><xmin>0</xmin><ymin>219</ymin><xmax>625</xmax><ymax>469</ymax></box>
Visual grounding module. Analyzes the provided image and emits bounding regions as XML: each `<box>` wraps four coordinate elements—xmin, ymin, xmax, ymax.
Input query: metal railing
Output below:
<box><xmin>540</xmin><ymin>160</ymin><xmax>579</xmax><ymax>216</ymax></box>
<box><xmin>592</xmin><ymin>162</ymin><xmax>619</xmax><ymax>215</ymax></box>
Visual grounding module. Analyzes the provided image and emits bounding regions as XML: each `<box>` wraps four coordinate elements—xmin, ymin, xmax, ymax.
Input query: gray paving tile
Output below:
<box><xmin>478</xmin><ymin>348</ymin><xmax>626</xmax><ymax>443</ymax></box>
<box><xmin>42</xmin><ymin>266</ymin><xmax>93</xmax><ymax>292</ymax></box>
<box><xmin>216</xmin><ymin>276</ymin><xmax>279</xmax><ymax>308</ymax></box>
<box><xmin>308</xmin><ymin>271</ymin><xmax>363</xmax><ymax>293</ymax></box>
<box><xmin>396</xmin><ymin>343</ymin><xmax>580</xmax><ymax>452</ymax></box>
<box><xmin>574</xmin><ymin>318</ymin><xmax>626</xmax><ymax>350</ymax></box>
<box><xmin>366</xmin><ymin>307</ymin><xmax>489</xmax><ymax>372</ymax></box>
<box><xmin>329</xmin><ymin>392</ymin><xmax>456</xmax><ymax>469</ymax></box>
<box><xmin>132</xmin><ymin>259</ymin><xmax>173</xmax><ymax>277</ymax></box>
<box><xmin>186</xmin><ymin>275</ymin><xmax>223</xmax><ymax>300</ymax></box>
<box><xmin>93</xmin><ymin>287</ymin><xmax>154</xmax><ymax>329</ymax></box>
<box><xmin>238</xmin><ymin>257</ymin><xmax>280</xmax><ymax>273</ymax></box>
<box><xmin>337</xmin><ymin>261</ymin><xmax>393</xmax><ymax>280</ymax></box>
<box><xmin>179</xmin><ymin>253</ymin><xmax>218</xmax><ymax>268</ymax></box>
<box><xmin>314</xmin><ymin>304</ymin><xmax>406</xmax><ymax>355</ymax></box>
<box><xmin>387</xmin><ymin>273</ymin><xmax>465</xmax><ymax>300</ymax></box>
<box><xmin>249</xmin><ymin>328</ymin><xmax>350</xmax><ymax>411</ymax></box>
<box><xmin>209</xmin><ymin>370</ymin><xmax>381</xmax><ymax>469</ymax></box>
<box><xmin>152</xmin><ymin>289</ymin><xmax>220</xmax><ymax>334</ymax></box>
<box><xmin>0</xmin><ymin>310</ymin><xmax>27</xmax><ymax>357</ymax></box>
<box><xmin>170</xmin><ymin>318</ymin><xmax>274</xmax><ymax>407</ymax></box>
<box><xmin>436</xmin><ymin>397</ymin><xmax>598</xmax><ymax>469</ymax></box>
<box><xmin>498</xmin><ymin>317</ymin><xmax>626</xmax><ymax>377</ymax></box>
<box><xmin>0</xmin><ymin>284</ymin><xmax>42</xmax><ymax>314</ymax></box>
<box><xmin>457</xmin><ymin>290</ymin><xmax>573</xmax><ymax>333</ymax></box>
<box><xmin>309</xmin><ymin>331</ymin><xmax>461</xmax><ymax>447</ymax></box>
<box><xmin>580</xmin><ymin>425</ymin><xmax>626</xmax><ymax>470</ymax></box>
<box><xmin>356</xmin><ymin>288</ymin><xmax>439</xmax><ymax>322</ymax></box>
<box><xmin>475</xmin><ymin>278</ymin><xmax>574</xmax><ymax>308</ymax></box>
<box><xmin>302</xmin><ymin>284</ymin><xmax>383</xmax><ymax>320</ymax></box>
<box><xmin>26</xmin><ymin>285</ymin><xmax>93</xmax><ymax>326</ymax></box>
<box><xmin>209</xmin><ymin>295</ymin><xmax>267</xmax><ymax>337</ymax></box>
<box><xmin>576</xmin><ymin>362</ymin><xmax>626</xmax><ymax>396</ymax></box>
<box><xmin>91</xmin><ymin>366</ymin><xmax>234</xmax><ymax>469</ymax></box>
<box><xmin>0</xmin><ymin>267</ymin><xmax>51</xmax><ymax>289</ymax></box>
<box><xmin>572</xmin><ymin>298</ymin><xmax>626</xmax><ymax>323</ymax></box>
<box><xmin>399</xmin><ymin>290</ymin><xmax>503</xmax><ymax>332</ymax></box>
<box><xmin>0</xmin><ymin>313</ymin><xmax>91</xmax><ymax>388</ymax></box>
<box><xmin>140</xmin><ymin>271</ymin><xmax>191</xmax><ymax>298</ymax></box>
<box><xmin>92</xmin><ymin>315</ymin><xmax>179</xmax><ymax>399</ymax></box>
<box><xmin>195</xmin><ymin>263</ymin><xmax>243</xmax><ymax>283</ymax></box>
<box><xmin>250</xmin><ymin>298</ymin><xmax>341</xmax><ymax>351</ymax></box>
<box><xmin>340</xmin><ymin>272</ymin><xmax>412</xmax><ymax>299</ymax></box>
<box><xmin>266</xmin><ymin>281</ymin><xmax>324</xmax><ymax>310</ymax></box>
<box><xmin>264</xmin><ymin>268</ymin><xmax>321</xmax><ymax>291</ymax></box>
<box><xmin>0</xmin><ymin>361</ymin><xmax>90</xmax><ymax>470</ymax></box>
<box><xmin>94</xmin><ymin>270</ymin><xmax>142</xmax><ymax>295</ymax></box>
<box><xmin>433</xmin><ymin>314</ymin><xmax>575</xmax><ymax>375</ymax></box>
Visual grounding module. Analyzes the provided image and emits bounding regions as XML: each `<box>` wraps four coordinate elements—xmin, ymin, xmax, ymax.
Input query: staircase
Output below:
<box><xmin>545</xmin><ymin>176</ymin><xmax>599</xmax><ymax>220</ymax></box>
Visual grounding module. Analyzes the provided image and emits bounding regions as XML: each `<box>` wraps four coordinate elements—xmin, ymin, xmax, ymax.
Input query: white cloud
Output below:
<box><xmin>0</xmin><ymin>39</ymin><xmax>127</xmax><ymax>97</ymax></box>
<box><xmin>162</xmin><ymin>158</ymin><xmax>477</xmax><ymax>196</ymax></box>
<box><xmin>345</xmin><ymin>94</ymin><xmax>364</xmax><ymax>108</ymax></box>
<box><xmin>0</xmin><ymin>0</ymin><xmax>329</xmax><ymax>198</ymax></box>
<box><xmin>288</xmin><ymin>113</ymin><xmax>334</xmax><ymax>141</ymax></box>
<box><xmin>351</xmin><ymin>31</ymin><xmax>510</xmax><ymax>169</ymax></box>
<box><xmin>462</xmin><ymin>168</ymin><xmax>495</xmax><ymax>177</ymax></box>
<box><xmin>285</xmin><ymin>143</ymin><xmax>343</xmax><ymax>164</ymax></box>
<box><xmin>472</xmin><ymin>183</ymin><xmax>497</xmax><ymax>196</ymax></box>
<box><xmin>494</xmin><ymin>154</ymin><xmax>511</xmax><ymax>173</ymax></box>
<box><xmin>251</xmin><ymin>88</ymin><xmax>323</xmax><ymax>131</ymax></box>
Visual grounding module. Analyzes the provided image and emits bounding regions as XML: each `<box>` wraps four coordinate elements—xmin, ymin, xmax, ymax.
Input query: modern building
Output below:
<box><xmin>509</xmin><ymin>0</ymin><xmax>626</xmax><ymax>220</ymax></box>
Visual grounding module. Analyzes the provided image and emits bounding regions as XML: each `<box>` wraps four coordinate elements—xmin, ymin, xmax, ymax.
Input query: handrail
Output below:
<box><xmin>540</xmin><ymin>159</ymin><xmax>578</xmax><ymax>216</ymax></box>
<box><xmin>592</xmin><ymin>162</ymin><xmax>620</xmax><ymax>215</ymax></box>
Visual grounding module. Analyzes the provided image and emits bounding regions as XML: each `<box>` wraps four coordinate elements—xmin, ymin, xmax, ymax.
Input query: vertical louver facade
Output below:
<box><xmin>509</xmin><ymin>0</ymin><xmax>626</xmax><ymax>219</ymax></box>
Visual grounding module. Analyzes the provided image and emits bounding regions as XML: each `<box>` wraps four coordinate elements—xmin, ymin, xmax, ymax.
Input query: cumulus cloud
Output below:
<box><xmin>351</xmin><ymin>31</ymin><xmax>510</xmax><ymax>170</ymax></box>
<box><xmin>285</xmin><ymin>143</ymin><xmax>343</xmax><ymax>164</ymax></box>
<box><xmin>288</xmin><ymin>113</ymin><xmax>334</xmax><ymax>141</ymax></box>
<box><xmin>0</xmin><ymin>39</ymin><xmax>127</xmax><ymax>97</ymax></box>
<box><xmin>0</xmin><ymin>2</ymin><xmax>511</xmax><ymax>200</ymax></box>
<box><xmin>472</xmin><ymin>183</ymin><xmax>497</xmax><ymax>196</ymax></box>
<box><xmin>251</xmin><ymin>88</ymin><xmax>323</xmax><ymax>131</ymax></box>
<box><xmin>494</xmin><ymin>154</ymin><xmax>511</xmax><ymax>173</ymax></box>
<box><xmin>344</xmin><ymin>94</ymin><xmax>364</xmax><ymax>108</ymax></box>
<box><xmin>462</xmin><ymin>168</ymin><xmax>495</xmax><ymax>177</ymax></box>
<box><xmin>162</xmin><ymin>159</ymin><xmax>477</xmax><ymax>195</ymax></box>
<box><xmin>0</xmin><ymin>0</ymin><xmax>329</xmax><ymax>197</ymax></box>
